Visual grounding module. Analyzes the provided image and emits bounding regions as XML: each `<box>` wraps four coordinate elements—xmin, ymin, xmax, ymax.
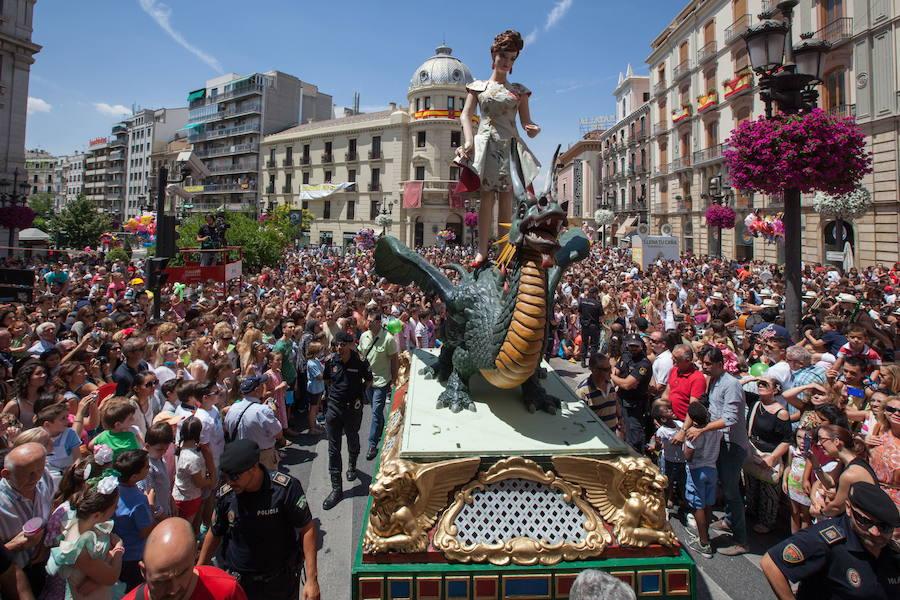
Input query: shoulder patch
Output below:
<box><xmin>271</xmin><ymin>472</ymin><xmax>290</xmax><ymax>487</ymax></box>
<box><xmin>639</xmin><ymin>367</ymin><xmax>648</xmax><ymax>376</ymax></box>
<box><xmin>818</xmin><ymin>525</ymin><xmax>845</xmax><ymax>545</ymax></box>
<box><xmin>781</xmin><ymin>543</ymin><xmax>805</xmax><ymax>564</ymax></box>
<box><xmin>217</xmin><ymin>483</ymin><xmax>232</xmax><ymax>497</ymax></box>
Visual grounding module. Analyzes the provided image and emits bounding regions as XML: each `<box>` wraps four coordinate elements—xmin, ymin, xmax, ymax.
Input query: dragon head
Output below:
<box><xmin>507</xmin><ymin>143</ymin><xmax>568</xmax><ymax>268</ymax></box>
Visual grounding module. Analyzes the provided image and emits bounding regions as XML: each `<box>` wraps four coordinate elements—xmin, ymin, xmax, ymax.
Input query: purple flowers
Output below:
<box><xmin>463</xmin><ymin>211</ymin><xmax>478</xmax><ymax>228</ymax></box>
<box><xmin>705</xmin><ymin>204</ymin><xmax>737</xmax><ymax>229</ymax></box>
<box><xmin>724</xmin><ymin>109</ymin><xmax>872</xmax><ymax>195</ymax></box>
<box><xmin>0</xmin><ymin>205</ymin><xmax>36</xmax><ymax>230</ymax></box>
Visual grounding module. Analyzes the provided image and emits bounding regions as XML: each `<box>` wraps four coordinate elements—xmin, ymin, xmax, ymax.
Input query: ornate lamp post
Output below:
<box><xmin>377</xmin><ymin>200</ymin><xmax>395</xmax><ymax>235</ymax></box>
<box><xmin>0</xmin><ymin>167</ymin><xmax>33</xmax><ymax>250</ymax></box>
<box><xmin>464</xmin><ymin>198</ymin><xmax>478</xmax><ymax>249</ymax></box>
<box><xmin>742</xmin><ymin>0</ymin><xmax>830</xmax><ymax>340</ymax></box>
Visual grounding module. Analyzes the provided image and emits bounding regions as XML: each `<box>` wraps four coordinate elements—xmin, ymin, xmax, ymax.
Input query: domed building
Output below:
<box><xmin>261</xmin><ymin>44</ymin><xmax>475</xmax><ymax>248</ymax></box>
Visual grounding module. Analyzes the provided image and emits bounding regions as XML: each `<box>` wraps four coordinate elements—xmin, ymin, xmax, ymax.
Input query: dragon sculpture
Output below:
<box><xmin>374</xmin><ymin>144</ymin><xmax>590</xmax><ymax>413</ymax></box>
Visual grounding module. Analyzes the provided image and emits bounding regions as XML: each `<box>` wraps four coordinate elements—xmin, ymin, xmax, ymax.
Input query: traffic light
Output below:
<box><xmin>147</xmin><ymin>257</ymin><xmax>170</xmax><ymax>290</ymax></box>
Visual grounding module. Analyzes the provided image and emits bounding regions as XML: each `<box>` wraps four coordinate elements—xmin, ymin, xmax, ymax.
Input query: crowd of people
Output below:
<box><xmin>0</xmin><ymin>237</ymin><xmax>898</xmax><ymax>599</ymax></box>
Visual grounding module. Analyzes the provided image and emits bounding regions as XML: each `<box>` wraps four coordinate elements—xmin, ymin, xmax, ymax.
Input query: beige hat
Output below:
<box><xmin>762</xmin><ymin>299</ymin><xmax>779</xmax><ymax>308</ymax></box>
<box><xmin>710</xmin><ymin>292</ymin><xmax>726</xmax><ymax>302</ymax></box>
<box><xmin>803</xmin><ymin>291</ymin><xmax>817</xmax><ymax>300</ymax></box>
<box><xmin>837</xmin><ymin>293</ymin><xmax>857</xmax><ymax>304</ymax></box>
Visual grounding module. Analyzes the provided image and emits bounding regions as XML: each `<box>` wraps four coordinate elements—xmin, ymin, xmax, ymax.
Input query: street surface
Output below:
<box><xmin>281</xmin><ymin>358</ymin><xmax>777</xmax><ymax>600</ymax></box>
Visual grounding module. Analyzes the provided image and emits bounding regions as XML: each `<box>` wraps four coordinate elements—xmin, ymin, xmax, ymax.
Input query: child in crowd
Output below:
<box><xmin>306</xmin><ymin>342</ymin><xmax>325</xmax><ymax>434</ymax></box>
<box><xmin>159</xmin><ymin>378</ymin><xmax>181</xmax><ymax>414</ymax></box>
<box><xmin>265</xmin><ymin>351</ymin><xmax>290</xmax><ymax>435</ymax></box>
<box><xmin>647</xmin><ymin>399</ymin><xmax>686</xmax><ymax>510</ymax></box>
<box><xmin>36</xmin><ymin>403</ymin><xmax>83</xmax><ymax>487</ymax></box>
<box><xmin>172</xmin><ymin>416</ymin><xmax>214</xmax><ymax>529</ymax></box>
<box><xmin>112</xmin><ymin>449</ymin><xmax>153</xmax><ymax>590</ymax></box>
<box><xmin>89</xmin><ymin>397</ymin><xmax>141</xmax><ymax>458</ymax></box>
<box><xmin>46</xmin><ymin>473</ymin><xmax>126</xmax><ymax>599</ymax></box>
<box><xmin>138</xmin><ymin>421</ymin><xmax>175</xmax><ymax>520</ymax></box>
<box><xmin>829</xmin><ymin>324</ymin><xmax>882</xmax><ymax>377</ymax></box>
<box><xmin>683</xmin><ymin>402</ymin><xmax>723</xmax><ymax>559</ymax></box>
<box><xmin>783</xmin><ymin>427</ymin><xmax>812</xmax><ymax>533</ymax></box>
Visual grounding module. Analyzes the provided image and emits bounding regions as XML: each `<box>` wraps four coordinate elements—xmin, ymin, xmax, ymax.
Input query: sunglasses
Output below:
<box><xmin>757</xmin><ymin>381</ymin><xmax>772</xmax><ymax>388</ymax></box>
<box><xmin>884</xmin><ymin>405</ymin><xmax>900</xmax><ymax>415</ymax></box>
<box><xmin>850</xmin><ymin>507</ymin><xmax>893</xmax><ymax>532</ymax></box>
<box><xmin>142</xmin><ymin>380</ymin><xmax>159</xmax><ymax>387</ymax></box>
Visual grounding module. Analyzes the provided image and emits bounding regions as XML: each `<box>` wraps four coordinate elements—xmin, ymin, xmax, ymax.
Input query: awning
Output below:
<box><xmin>298</xmin><ymin>182</ymin><xmax>355</xmax><ymax>200</ymax></box>
<box><xmin>181</xmin><ymin>122</ymin><xmax>204</xmax><ymax>131</ymax></box>
<box><xmin>187</xmin><ymin>88</ymin><xmax>206</xmax><ymax>102</ymax></box>
<box><xmin>617</xmin><ymin>215</ymin><xmax>638</xmax><ymax>237</ymax></box>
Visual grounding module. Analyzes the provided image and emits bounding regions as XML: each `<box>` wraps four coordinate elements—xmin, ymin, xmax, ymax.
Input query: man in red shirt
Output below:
<box><xmin>662</xmin><ymin>345</ymin><xmax>707</xmax><ymax>421</ymax></box>
<box><xmin>123</xmin><ymin>517</ymin><xmax>246</xmax><ymax>600</ymax></box>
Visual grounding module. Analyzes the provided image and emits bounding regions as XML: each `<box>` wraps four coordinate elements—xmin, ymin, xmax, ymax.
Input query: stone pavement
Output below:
<box><xmin>279</xmin><ymin>358</ymin><xmax>776</xmax><ymax>599</ymax></box>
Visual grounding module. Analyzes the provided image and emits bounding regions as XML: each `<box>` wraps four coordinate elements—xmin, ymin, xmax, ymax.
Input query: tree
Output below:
<box><xmin>47</xmin><ymin>195</ymin><xmax>111</xmax><ymax>249</ymax></box>
<box><xmin>27</xmin><ymin>192</ymin><xmax>54</xmax><ymax>231</ymax></box>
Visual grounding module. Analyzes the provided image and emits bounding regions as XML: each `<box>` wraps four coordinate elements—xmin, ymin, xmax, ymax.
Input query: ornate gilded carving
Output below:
<box><xmin>434</xmin><ymin>457</ymin><xmax>612</xmax><ymax>566</ymax></box>
<box><xmin>552</xmin><ymin>455</ymin><xmax>677</xmax><ymax>548</ymax></box>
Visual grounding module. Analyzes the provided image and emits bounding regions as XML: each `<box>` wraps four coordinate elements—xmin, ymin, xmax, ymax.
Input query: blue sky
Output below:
<box><xmin>26</xmin><ymin>0</ymin><xmax>677</xmax><ymax>168</ymax></box>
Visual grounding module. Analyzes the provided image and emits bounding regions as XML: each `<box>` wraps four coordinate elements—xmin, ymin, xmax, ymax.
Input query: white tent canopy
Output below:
<box><xmin>17</xmin><ymin>228</ymin><xmax>50</xmax><ymax>242</ymax></box>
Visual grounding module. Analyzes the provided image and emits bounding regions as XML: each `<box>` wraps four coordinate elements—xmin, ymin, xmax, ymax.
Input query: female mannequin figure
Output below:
<box><xmin>457</xmin><ymin>29</ymin><xmax>541</xmax><ymax>268</ymax></box>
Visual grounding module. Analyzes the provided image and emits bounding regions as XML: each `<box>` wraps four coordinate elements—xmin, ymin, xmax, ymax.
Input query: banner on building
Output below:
<box><xmin>402</xmin><ymin>181</ymin><xmax>424</xmax><ymax>208</ymax></box>
<box><xmin>298</xmin><ymin>182</ymin><xmax>356</xmax><ymax>200</ymax></box>
<box><xmin>632</xmin><ymin>235</ymin><xmax>679</xmax><ymax>270</ymax></box>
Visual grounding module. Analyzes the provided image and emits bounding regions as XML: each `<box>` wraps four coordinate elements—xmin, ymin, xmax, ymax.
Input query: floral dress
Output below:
<box><xmin>869</xmin><ymin>432</ymin><xmax>900</xmax><ymax>511</ymax></box>
<box><xmin>465</xmin><ymin>79</ymin><xmax>540</xmax><ymax>192</ymax></box>
<box><xmin>46</xmin><ymin>512</ymin><xmax>125</xmax><ymax>600</ymax></box>
<box><xmin>786</xmin><ymin>446</ymin><xmax>811</xmax><ymax>507</ymax></box>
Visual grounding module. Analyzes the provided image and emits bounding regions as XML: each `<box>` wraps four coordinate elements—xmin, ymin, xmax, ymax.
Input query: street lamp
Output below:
<box><xmin>0</xmin><ymin>167</ymin><xmax>32</xmax><ymax>251</ymax></box>
<box><xmin>464</xmin><ymin>198</ymin><xmax>478</xmax><ymax>249</ymax></box>
<box><xmin>378</xmin><ymin>200</ymin><xmax>394</xmax><ymax>235</ymax></box>
<box><xmin>742</xmin><ymin>0</ymin><xmax>830</xmax><ymax>340</ymax></box>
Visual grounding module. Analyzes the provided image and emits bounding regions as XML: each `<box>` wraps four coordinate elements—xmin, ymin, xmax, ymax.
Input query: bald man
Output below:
<box><xmin>0</xmin><ymin>443</ymin><xmax>53</xmax><ymax>594</ymax></box>
<box><xmin>122</xmin><ymin>517</ymin><xmax>246</xmax><ymax>600</ymax></box>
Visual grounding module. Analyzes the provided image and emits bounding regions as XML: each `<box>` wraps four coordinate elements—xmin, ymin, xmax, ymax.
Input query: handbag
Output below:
<box><xmin>743</xmin><ymin>402</ymin><xmax>786</xmax><ymax>484</ymax></box>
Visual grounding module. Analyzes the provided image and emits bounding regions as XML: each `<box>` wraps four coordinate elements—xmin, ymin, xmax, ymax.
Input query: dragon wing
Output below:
<box><xmin>374</xmin><ymin>235</ymin><xmax>456</xmax><ymax>304</ymax></box>
<box><xmin>552</xmin><ymin>456</ymin><xmax>627</xmax><ymax>524</ymax></box>
<box><xmin>412</xmin><ymin>457</ymin><xmax>481</xmax><ymax>530</ymax></box>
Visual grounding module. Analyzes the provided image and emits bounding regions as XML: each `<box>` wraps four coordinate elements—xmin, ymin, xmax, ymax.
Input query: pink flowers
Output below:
<box><xmin>724</xmin><ymin>109</ymin><xmax>871</xmax><ymax>195</ymax></box>
<box><xmin>704</xmin><ymin>204</ymin><xmax>736</xmax><ymax>229</ymax></box>
<box><xmin>463</xmin><ymin>212</ymin><xmax>478</xmax><ymax>228</ymax></box>
<box><xmin>0</xmin><ymin>205</ymin><xmax>36</xmax><ymax>230</ymax></box>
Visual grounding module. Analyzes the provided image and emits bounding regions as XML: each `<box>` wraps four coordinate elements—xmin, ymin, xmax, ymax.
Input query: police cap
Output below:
<box><xmin>623</xmin><ymin>333</ymin><xmax>644</xmax><ymax>348</ymax></box>
<box><xmin>220</xmin><ymin>439</ymin><xmax>260</xmax><ymax>477</ymax></box>
<box><xmin>335</xmin><ymin>331</ymin><xmax>355</xmax><ymax>344</ymax></box>
<box><xmin>239</xmin><ymin>375</ymin><xmax>267</xmax><ymax>395</ymax></box>
<box><xmin>849</xmin><ymin>481</ymin><xmax>900</xmax><ymax>528</ymax></box>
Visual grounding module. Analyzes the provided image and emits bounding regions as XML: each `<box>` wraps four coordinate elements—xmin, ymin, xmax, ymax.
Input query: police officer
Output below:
<box><xmin>224</xmin><ymin>376</ymin><xmax>283</xmax><ymax>470</ymax></box>
<box><xmin>198</xmin><ymin>439</ymin><xmax>320</xmax><ymax>600</ymax></box>
<box><xmin>578</xmin><ymin>286</ymin><xmax>603</xmax><ymax>367</ymax></box>
<box><xmin>322</xmin><ymin>330</ymin><xmax>372</xmax><ymax>510</ymax></box>
<box><xmin>610</xmin><ymin>333</ymin><xmax>652</xmax><ymax>451</ymax></box>
<box><xmin>762</xmin><ymin>481</ymin><xmax>900</xmax><ymax>599</ymax></box>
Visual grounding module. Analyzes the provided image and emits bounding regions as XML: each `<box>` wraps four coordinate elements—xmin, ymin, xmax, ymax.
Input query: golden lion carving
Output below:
<box><xmin>553</xmin><ymin>455</ymin><xmax>677</xmax><ymax>548</ymax></box>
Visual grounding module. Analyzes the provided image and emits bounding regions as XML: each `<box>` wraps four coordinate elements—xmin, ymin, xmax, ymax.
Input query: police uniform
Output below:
<box><xmin>213</xmin><ymin>468</ymin><xmax>312</xmax><ymax>600</ymax></box>
<box><xmin>578</xmin><ymin>295</ymin><xmax>603</xmax><ymax>367</ymax></box>
<box><xmin>615</xmin><ymin>343</ymin><xmax>652</xmax><ymax>450</ymax></box>
<box><xmin>323</xmin><ymin>348</ymin><xmax>372</xmax><ymax>487</ymax></box>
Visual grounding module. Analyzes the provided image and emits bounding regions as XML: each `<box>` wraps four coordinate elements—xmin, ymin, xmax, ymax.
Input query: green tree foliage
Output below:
<box><xmin>175</xmin><ymin>207</ymin><xmax>300</xmax><ymax>271</ymax></box>
<box><xmin>27</xmin><ymin>192</ymin><xmax>55</xmax><ymax>231</ymax></box>
<box><xmin>106</xmin><ymin>247</ymin><xmax>130</xmax><ymax>264</ymax></box>
<box><xmin>47</xmin><ymin>195</ymin><xmax>111</xmax><ymax>249</ymax></box>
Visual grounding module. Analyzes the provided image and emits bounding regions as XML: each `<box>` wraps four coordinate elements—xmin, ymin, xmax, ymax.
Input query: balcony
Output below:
<box><xmin>206</xmin><ymin>161</ymin><xmax>258</xmax><ymax>175</ymax></box>
<box><xmin>281</xmin><ymin>185</ymin><xmax>292</xmax><ymax>194</ymax></box>
<box><xmin>188</xmin><ymin>102</ymin><xmax>262</xmax><ymax>124</ymax></box>
<box><xmin>653</xmin><ymin>162</ymin><xmax>669</xmax><ymax>178</ymax></box>
<box><xmin>345</xmin><ymin>151</ymin><xmax>358</xmax><ymax>162</ymax></box>
<box><xmin>813</xmin><ymin>17</ymin><xmax>853</xmax><ymax>47</ymax></box>
<box><xmin>653</xmin><ymin>121</ymin><xmax>669</xmax><ymax>136</ymax></box>
<box><xmin>673</xmin><ymin>59</ymin><xmax>692</xmax><ymax>81</ymax></box>
<box><xmin>107</xmin><ymin>166</ymin><xmax>125</xmax><ymax>174</ymax></box>
<box><xmin>827</xmin><ymin>104</ymin><xmax>856</xmax><ymax>119</ymax></box>
<box><xmin>282</xmin><ymin>158</ymin><xmax>293</xmax><ymax>167</ymax></box>
<box><xmin>107</xmin><ymin>137</ymin><xmax>126</xmax><ymax>148</ymax></box>
<box><xmin>723</xmin><ymin>68</ymin><xmax>754</xmax><ymax>99</ymax></box>
<box><xmin>368</xmin><ymin>149</ymin><xmax>382</xmax><ymax>160</ymax></box>
<box><xmin>193</xmin><ymin>183</ymin><xmax>258</xmax><ymax>194</ymax></box>
<box><xmin>635</xmin><ymin>129</ymin><xmax>648</xmax><ymax>143</ymax></box>
<box><xmin>725</xmin><ymin>14</ymin><xmax>753</xmax><ymax>45</ymax></box>
<box><xmin>693</xmin><ymin>143</ymin><xmax>726</xmax><ymax>166</ymax></box>
<box><xmin>265</xmin><ymin>160</ymin><xmax>277</xmax><ymax>169</ymax></box>
<box><xmin>675</xmin><ymin>199</ymin><xmax>693</xmax><ymax>213</ymax></box>
<box><xmin>300</xmin><ymin>156</ymin><xmax>310</xmax><ymax>166</ymax></box>
<box><xmin>189</xmin><ymin>123</ymin><xmax>260</xmax><ymax>143</ymax></box>
<box><xmin>266</xmin><ymin>185</ymin><xmax>275</xmax><ymax>194</ymax></box>
<box><xmin>368</xmin><ymin>182</ymin><xmax>381</xmax><ymax>192</ymax></box>
<box><xmin>697</xmin><ymin>90</ymin><xmax>719</xmax><ymax>112</ymax></box>
<box><xmin>668</xmin><ymin>156</ymin><xmax>692</xmax><ymax>173</ymax></box>
<box><xmin>653</xmin><ymin>80</ymin><xmax>667</xmax><ymax>96</ymax></box>
<box><xmin>108</xmin><ymin>151</ymin><xmax>125</xmax><ymax>161</ymax></box>
<box><xmin>671</xmin><ymin>104</ymin><xmax>692</xmax><ymax>124</ymax></box>
<box><xmin>193</xmin><ymin>142</ymin><xmax>259</xmax><ymax>158</ymax></box>
<box><xmin>322</xmin><ymin>153</ymin><xmax>333</xmax><ymax>164</ymax></box>
<box><xmin>208</xmin><ymin>83</ymin><xmax>264</xmax><ymax>104</ymax></box>
<box><xmin>696</xmin><ymin>41</ymin><xmax>717</xmax><ymax>65</ymax></box>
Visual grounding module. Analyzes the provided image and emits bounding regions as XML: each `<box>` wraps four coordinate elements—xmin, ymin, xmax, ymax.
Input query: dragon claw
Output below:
<box><xmin>436</xmin><ymin>372</ymin><xmax>475</xmax><ymax>413</ymax></box>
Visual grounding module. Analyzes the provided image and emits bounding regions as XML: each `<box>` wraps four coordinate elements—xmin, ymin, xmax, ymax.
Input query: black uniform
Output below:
<box><xmin>767</xmin><ymin>515</ymin><xmax>900</xmax><ymax>599</ymax></box>
<box><xmin>212</xmin><ymin>468</ymin><xmax>313</xmax><ymax>600</ymax></box>
<box><xmin>578</xmin><ymin>296</ymin><xmax>603</xmax><ymax>365</ymax></box>
<box><xmin>615</xmin><ymin>350</ymin><xmax>653</xmax><ymax>450</ymax></box>
<box><xmin>323</xmin><ymin>351</ymin><xmax>372</xmax><ymax>479</ymax></box>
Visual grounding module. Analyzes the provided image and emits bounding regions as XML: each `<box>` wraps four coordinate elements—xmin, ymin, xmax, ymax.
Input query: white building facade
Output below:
<box><xmin>0</xmin><ymin>0</ymin><xmax>40</xmax><ymax>185</ymax></box>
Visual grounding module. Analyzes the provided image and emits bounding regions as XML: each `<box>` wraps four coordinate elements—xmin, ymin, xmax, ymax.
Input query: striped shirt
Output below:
<box><xmin>576</xmin><ymin>376</ymin><xmax>620</xmax><ymax>431</ymax></box>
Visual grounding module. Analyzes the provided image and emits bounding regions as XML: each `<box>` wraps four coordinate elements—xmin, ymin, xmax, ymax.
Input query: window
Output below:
<box><xmin>303</xmin><ymin>144</ymin><xmax>310</xmax><ymax>159</ymax></box>
<box><xmin>415</xmin><ymin>98</ymin><xmax>421</xmax><ymax>112</ymax></box>
<box><xmin>302</xmin><ymin>200</ymin><xmax>309</xmax><ymax>210</ymax></box>
<box><xmin>324</xmin><ymin>170</ymin><xmax>332</xmax><ymax>183</ymax></box>
<box><xmin>448</xmin><ymin>96</ymin><xmax>455</xmax><ymax>112</ymax></box>
<box><xmin>417</xmin><ymin>131</ymin><xmax>426</xmax><ymax>148</ymax></box>
<box><xmin>325</xmin><ymin>141</ymin><xmax>332</xmax><ymax>153</ymax></box>
<box><xmin>415</xmin><ymin>166</ymin><xmax>426</xmax><ymax>180</ymax></box>
<box><xmin>679</xmin><ymin>41</ymin><xmax>689</xmax><ymax>64</ymax></box>
<box><xmin>347</xmin><ymin>200</ymin><xmax>355</xmax><ymax>220</ymax></box>
<box><xmin>348</xmin><ymin>169</ymin><xmax>356</xmax><ymax>183</ymax></box>
<box><xmin>734</xmin><ymin>47</ymin><xmax>749</xmax><ymax>71</ymax></box>
<box><xmin>372</xmin><ymin>136</ymin><xmax>381</xmax><ymax>153</ymax></box>
<box><xmin>285</xmin><ymin>146</ymin><xmax>293</xmax><ymax>164</ymax></box>
<box><xmin>349</xmin><ymin>138</ymin><xmax>357</xmax><ymax>153</ymax></box>
<box><xmin>285</xmin><ymin>174</ymin><xmax>292</xmax><ymax>192</ymax></box>
<box><xmin>324</xmin><ymin>200</ymin><xmax>331</xmax><ymax>219</ymax></box>
<box><xmin>450</xmin><ymin>166</ymin><xmax>459</xmax><ymax>180</ymax></box>
<box><xmin>823</xmin><ymin>68</ymin><xmax>847</xmax><ymax>110</ymax></box>
<box><xmin>424</xmin><ymin>96</ymin><xmax>431</xmax><ymax>109</ymax></box>
<box><xmin>451</xmin><ymin>131</ymin><xmax>461</xmax><ymax>148</ymax></box>
<box><xmin>370</xmin><ymin>200</ymin><xmax>379</xmax><ymax>219</ymax></box>
<box><xmin>372</xmin><ymin>168</ymin><xmax>380</xmax><ymax>186</ymax></box>
<box><xmin>302</xmin><ymin>171</ymin><xmax>310</xmax><ymax>184</ymax></box>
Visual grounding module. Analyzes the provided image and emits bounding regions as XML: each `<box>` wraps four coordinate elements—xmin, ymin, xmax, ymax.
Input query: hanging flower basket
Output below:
<box><xmin>746</xmin><ymin>214</ymin><xmax>785</xmax><ymax>244</ymax></box>
<box><xmin>355</xmin><ymin>228</ymin><xmax>376</xmax><ymax>250</ymax></box>
<box><xmin>436</xmin><ymin>229</ymin><xmax>456</xmax><ymax>243</ymax></box>
<box><xmin>463</xmin><ymin>211</ymin><xmax>478</xmax><ymax>228</ymax></box>
<box><xmin>724</xmin><ymin>108</ymin><xmax>872</xmax><ymax>196</ymax></box>
<box><xmin>813</xmin><ymin>186</ymin><xmax>873</xmax><ymax>221</ymax></box>
<box><xmin>0</xmin><ymin>205</ymin><xmax>36</xmax><ymax>230</ymax></box>
<box><xmin>593</xmin><ymin>209</ymin><xmax>615</xmax><ymax>227</ymax></box>
<box><xmin>704</xmin><ymin>204</ymin><xmax>737</xmax><ymax>229</ymax></box>
<box><xmin>374</xmin><ymin>214</ymin><xmax>393</xmax><ymax>229</ymax></box>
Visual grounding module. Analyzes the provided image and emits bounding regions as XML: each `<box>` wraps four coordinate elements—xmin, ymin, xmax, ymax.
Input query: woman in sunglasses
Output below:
<box><xmin>868</xmin><ymin>396</ymin><xmax>900</xmax><ymax>522</ymax></box>
<box><xmin>128</xmin><ymin>371</ymin><xmax>158</xmax><ymax>438</ymax></box>
<box><xmin>809</xmin><ymin>425</ymin><xmax>878</xmax><ymax>519</ymax></box>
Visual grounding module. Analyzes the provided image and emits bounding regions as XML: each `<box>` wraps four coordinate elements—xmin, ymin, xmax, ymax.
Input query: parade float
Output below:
<box><xmin>353</xmin><ymin>147</ymin><xmax>695</xmax><ymax>599</ymax></box>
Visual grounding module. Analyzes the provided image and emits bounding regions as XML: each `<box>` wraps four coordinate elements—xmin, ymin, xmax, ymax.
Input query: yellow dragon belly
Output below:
<box><xmin>481</xmin><ymin>258</ymin><xmax>546</xmax><ymax>389</ymax></box>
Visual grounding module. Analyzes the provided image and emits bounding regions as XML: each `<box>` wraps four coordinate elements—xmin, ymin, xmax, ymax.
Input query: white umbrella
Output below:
<box><xmin>842</xmin><ymin>241</ymin><xmax>855</xmax><ymax>272</ymax></box>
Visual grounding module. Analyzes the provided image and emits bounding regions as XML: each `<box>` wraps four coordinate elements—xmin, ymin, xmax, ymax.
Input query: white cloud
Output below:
<box><xmin>27</xmin><ymin>96</ymin><xmax>52</xmax><ymax>115</ymax></box>
<box><xmin>525</xmin><ymin>0</ymin><xmax>574</xmax><ymax>46</ymax></box>
<box><xmin>138</xmin><ymin>0</ymin><xmax>224</xmax><ymax>74</ymax></box>
<box><xmin>94</xmin><ymin>103</ymin><xmax>132</xmax><ymax>117</ymax></box>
